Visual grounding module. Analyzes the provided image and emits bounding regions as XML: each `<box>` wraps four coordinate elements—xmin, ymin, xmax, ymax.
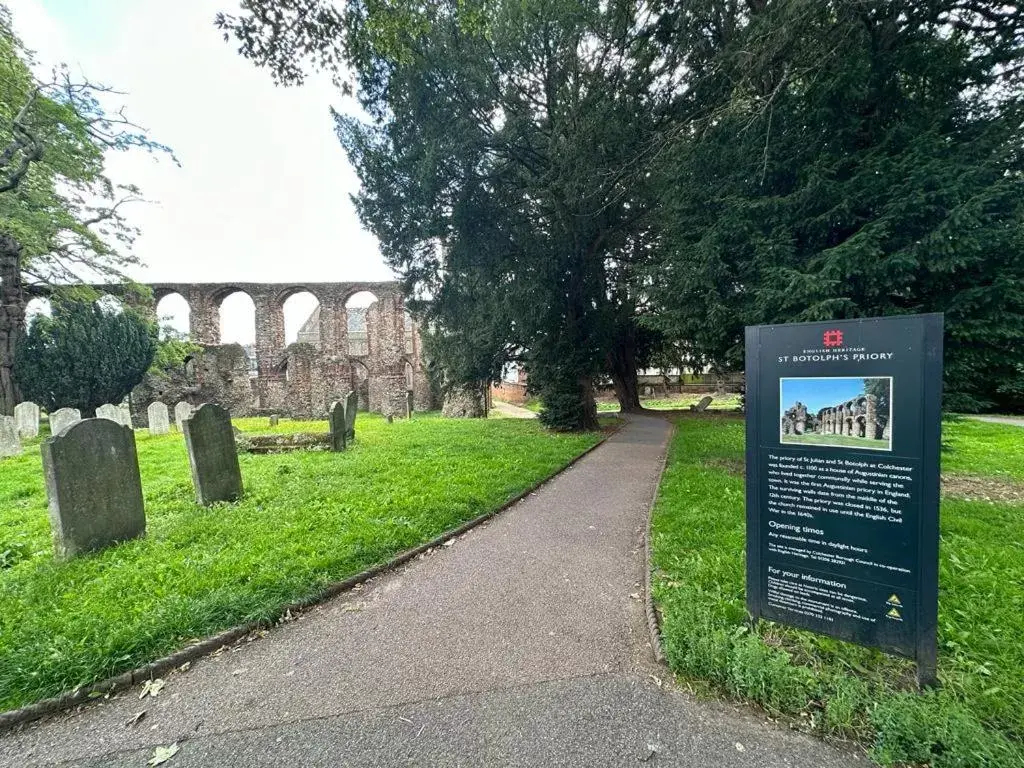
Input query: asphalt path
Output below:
<box><xmin>1</xmin><ymin>415</ymin><xmax>863</xmax><ymax>767</ymax></box>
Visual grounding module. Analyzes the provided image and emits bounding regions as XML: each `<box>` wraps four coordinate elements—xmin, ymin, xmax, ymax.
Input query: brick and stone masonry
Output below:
<box><xmin>87</xmin><ymin>281</ymin><xmax>438</xmax><ymax>423</ymax></box>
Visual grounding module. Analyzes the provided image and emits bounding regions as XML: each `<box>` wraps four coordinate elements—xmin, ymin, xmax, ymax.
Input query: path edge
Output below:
<box><xmin>0</xmin><ymin>426</ymin><xmax>618</xmax><ymax>734</ymax></box>
<box><xmin>642</xmin><ymin>417</ymin><xmax>674</xmax><ymax>664</ymax></box>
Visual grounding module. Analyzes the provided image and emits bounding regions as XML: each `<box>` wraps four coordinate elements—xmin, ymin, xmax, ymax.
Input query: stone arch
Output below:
<box><xmin>345</xmin><ymin>291</ymin><xmax>379</xmax><ymax>357</ymax></box>
<box><xmin>281</xmin><ymin>289</ymin><xmax>322</xmax><ymax>348</ymax></box>
<box><xmin>24</xmin><ymin>296</ymin><xmax>52</xmax><ymax>327</ymax></box>
<box><xmin>216</xmin><ymin>289</ymin><xmax>257</xmax><ymax>377</ymax></box>
<box><xmin>855</xmin><ymin>415</ymin><xmax>867</xmax><ymax>438</ymax></box>
<box><xmin>155</xmin><ymin>292</ymin><xmax>190</xmax><ymax>340</ymax></box>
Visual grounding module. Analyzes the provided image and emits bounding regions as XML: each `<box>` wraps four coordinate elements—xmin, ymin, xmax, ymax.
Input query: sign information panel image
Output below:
<box><xmin>744</xmin><ymin>314</ymin><xmax>943</xmax><ymax>685</ymax></box>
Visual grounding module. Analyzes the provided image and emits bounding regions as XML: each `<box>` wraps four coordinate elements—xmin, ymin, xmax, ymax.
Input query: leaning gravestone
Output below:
<box><xmin>148</xmin><ymin>402</ymin><xmax>170</xmax><ymax>436</ymax></box>
<box><xmin>118</xmin><ymin>404</ymin><xmax>134</xmax><ymax>429</ymax></box>
<box><xmin>174</xmin><ymin>401</ymin><xmax>193</xmax><ymax>430</ymax></box>
<box><xmin>328</xmin><ymin>400</ymin><xmax>346</xmax><ymax>452</ymax></box>
<box><xmin>41</xmin><ymin>419</ymin><xmax>146</xmax><ymax>560</ymax></box>
<box><xmin>690</xmin><ymin>395</ymin><xmax>714</xmax><ymax>412</ymax></box>
<box><xmin>96</xmin><ymin>404</ymin><xmax>120</xmax><ymax>422</ymax></box>
<box><xmin>49</xmin><ymin>408</ymin><xmax>81</xmax><ymax>436</ymax></box>
<box><xmin>182</xmin><ymin>404</ymin><xmax>243</xmax><ymax>506</ymax></box>
<box><xmin>14</xmin><ymin>401</ymin><xmax>39</xmax><ymax>439</ymax></box>
<box><xmin>344</xmin><ymin>390</ymin><xmax>358</xmax><ymax>441</ymax></box>
<box><xmin>0</xmin><ymin>415</ymin><xmax>21</xmax><ymax>458</ymax></box>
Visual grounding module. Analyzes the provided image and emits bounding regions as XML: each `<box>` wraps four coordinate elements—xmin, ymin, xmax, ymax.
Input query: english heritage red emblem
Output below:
<box><xmin>823</xmin><ymin>329</ymin><xmax>844</xmax><ymax>348</ymax></box>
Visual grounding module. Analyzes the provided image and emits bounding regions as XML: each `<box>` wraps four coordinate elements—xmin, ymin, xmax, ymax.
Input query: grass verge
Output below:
<box><xmin>650</xmin><ymin>416</ymin><xmax>1024</xmax><ymax>768</ymax></box>
<box><xmin>0</xmin><ymin>413</ymin><xmax>601</xmax><ymax>712</ymax></box>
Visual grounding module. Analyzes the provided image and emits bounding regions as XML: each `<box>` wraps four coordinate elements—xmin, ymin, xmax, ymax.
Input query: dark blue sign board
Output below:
<box><xmin>745</xmin><ymin>314</ymin><xmax>943</xmax><ymax>687</ymax></box>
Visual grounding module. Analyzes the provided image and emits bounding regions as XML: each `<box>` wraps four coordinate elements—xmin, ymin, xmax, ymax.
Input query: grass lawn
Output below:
<box><xmin>0</xmin><ymin>413</ymin><xmax>602</xmax><ymax>712</ymax></box>
<box><xmin>507</xmin><ymin>393</ymin><xmax>743</xmax><ymax>414</ymax></box>
<box><xmin>781</xmin><ymin>432</ymin><xmax>892</xmax><ymax>450</ymax></box>
<box><xmin>650</xmin><ymin>415</ymin><xmax>1024</xmax><ymax>767</ymax></box>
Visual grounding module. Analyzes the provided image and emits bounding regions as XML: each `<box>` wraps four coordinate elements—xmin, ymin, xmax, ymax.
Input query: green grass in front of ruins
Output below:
<box><xmin>650</xmin><ymin>415</ymin><xmax>1024</xmax><ymax>768</ymax></box>
<box><xmin>781</xmin><ymin>432</ymin><xmax>892</xmax><ymax>450</ymax></box>
<box><xmin>0</xmin><ymin>413</ymin><xmax>602</xmax><ymax>712</ymax></box>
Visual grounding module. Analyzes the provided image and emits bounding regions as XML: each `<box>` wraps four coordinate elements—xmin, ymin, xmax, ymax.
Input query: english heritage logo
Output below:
<box><xmin>823</xmin><ymin>329</ymin><xmax>844</xmax><ymax>348</ymax></box>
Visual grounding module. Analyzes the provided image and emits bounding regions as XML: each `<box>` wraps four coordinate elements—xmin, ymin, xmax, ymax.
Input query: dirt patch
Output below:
<box><xmin>941</xmin><ymin>473</ymin><xmax>1024</xmax><ymax>504</ymax></box>
<box><xmin>704</xmin><ymin>457</ymin><xmax>745</xmax><ymax>476</ymax></box>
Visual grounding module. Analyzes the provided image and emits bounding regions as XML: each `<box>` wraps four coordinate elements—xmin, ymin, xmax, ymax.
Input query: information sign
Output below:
<box><xmin>744</xmin><ymin>314</ymin><xmax>943</xmax><ymax>686</ymax></box>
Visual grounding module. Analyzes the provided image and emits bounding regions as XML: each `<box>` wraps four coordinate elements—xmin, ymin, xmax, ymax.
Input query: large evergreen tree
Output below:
<box><xmin>219</xmin><ymin>0</ymin><xmax>1024</xmax><ymax>414</ymax></box>
<box><xmin>220</xmin><ymin>0</ymin><xmax>677</xmax><ymax>429</ymax></box>
<box><xmin>16</xmin><ymin>299</ymin><xmax>156</xmax><ymax>415</ymax></box>
<box><xmin>645</xmin><ymin>0</ymin><xmax>1024</xmax><ymax>411</ymax></box>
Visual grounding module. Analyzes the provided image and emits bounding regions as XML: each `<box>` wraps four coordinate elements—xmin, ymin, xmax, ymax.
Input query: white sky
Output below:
<box><xmin>9</xmin><ymin>0</ymin><xmax>393</xmax><ymax>344</ymax></box>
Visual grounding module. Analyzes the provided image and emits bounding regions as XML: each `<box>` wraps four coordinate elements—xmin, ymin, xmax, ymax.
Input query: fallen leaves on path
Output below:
<box><xmin>148</xmin><ymin>743</ymin><xmax>179</xmax><ymax>765</ymax></box>
<box><xmin>139</xmin><ymin>679</ymin><xmax>165</xmax><ymax>699</ymax></box>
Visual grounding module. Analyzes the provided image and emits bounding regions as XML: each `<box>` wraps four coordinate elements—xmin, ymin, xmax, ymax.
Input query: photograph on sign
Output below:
<box><xmin>779</xmin><ymin>376</ymin><xmax>892</xmax><ymax>451</ymax></box>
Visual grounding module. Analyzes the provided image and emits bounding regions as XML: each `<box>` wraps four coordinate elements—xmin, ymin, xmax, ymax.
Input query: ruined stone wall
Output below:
<box><xmin>131</xmin><ymin>344</ymin><xmax>256</xmax><ymax>426</ymax></box>
<box><xmin>132</xmin><ymin>282</ymin><xmax>426</xmax><ymax>419</ymax></box>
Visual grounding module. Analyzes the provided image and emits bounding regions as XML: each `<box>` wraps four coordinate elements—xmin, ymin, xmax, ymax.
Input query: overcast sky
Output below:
<box><xmin>9</xmin><ymin>0</ymin><xmax>392</xmax><ymax>343</ymax></box>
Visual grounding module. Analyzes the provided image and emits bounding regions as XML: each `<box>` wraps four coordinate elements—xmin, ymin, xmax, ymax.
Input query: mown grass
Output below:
<box><xmin>651</xmin><ymin>416</ymin><xmax>1024</xmax><ymax>768</ymax></box>
<box><xmin>781</xmin><ymin>432</ymin><xmax>892</xmax><ymax>450</ymax></box>
<box><xmin>0</xmin><ymin>414</ymin><xmax>601</xmax><ymax>712</ymax></box>
<box><xmin>508</xmin><ymin>393</ymin><xmax>743</xmax><ymax>413</ymax></box>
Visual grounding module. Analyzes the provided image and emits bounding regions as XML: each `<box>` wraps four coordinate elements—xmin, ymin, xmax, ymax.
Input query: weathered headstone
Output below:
<box><xmin>344</xmin><ymin>390</ymin><xmax>358</xmax><ymax>441</ymax></box>
<box><xmin>49</xmin><ymin>408</ymin><xmax>81</xmax><ymax>436</ymax></box>
<box><xmin>14</xmin><ymin>401</ymin><xmax>39</xmax><ymax>439</ymax></box>
<box><xmin>96</xmin><ymin>403</ymin><xmax>120</xmax><ymax>422</ymax></box>
<box><xmin>118</xmin><ymin>404</ymin><xmax>134</xmax><ymax>429</ymax></box>
<box><xmin>174</xmin><ymin>401</ymin><xmax>193</xmax><ymax>429</ymax></box>
<box><xmin>405</xmin><ymin>390</ymin><xmax>414</xmax><ymax>419</ymax></box>
<box><xmin>148</xmin><ymin>402</ymin><xmax>170</xmax><ymax>436</ymax></box>
<box><xmin>0</xmin><ymin>415</ymin><xmax>21</xmax><ymax>458</ymax></box>
<box><xmin>182</xmin><ymin>404</ymin><xmax>243</xmax><ymax>506</ymax></box>
<box><xmin>328</xmin><ymin>400</ymin><xmax>346</xmax><ymax>452</ymax></box>
<box><xmin>41</xmin><ymin>418</ymin><xmax>146</xmax><ymax>560</ymax></box>
<box><xmin>690</xmin><ymin>395</ymin><xmax>713</xmax><ymax>412</ymax></box>
<box><xmin>269</xmin><ymin>415</ymin><xmax>279</xmax><ymax>427</ymax></box>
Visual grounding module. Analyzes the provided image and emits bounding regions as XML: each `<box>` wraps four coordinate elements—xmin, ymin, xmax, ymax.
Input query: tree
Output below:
<box><xmin>0</xmin><ymin>4</ymin><xmax>170</xmax><ymax>415</ymax></box>
<box><xmin>219</xmin><ymin>0</ymin><xmax>676</xmax><ymax>430</ymax></box>
<box><xmin>645</xmin><ymin>0</ymin><xmax>1024</xmax><ymax>412</ymax></box>
<box><xmin>15</xmin><ymin>298</ymin><xmax>156</xmax><ymax>415</ymax></box>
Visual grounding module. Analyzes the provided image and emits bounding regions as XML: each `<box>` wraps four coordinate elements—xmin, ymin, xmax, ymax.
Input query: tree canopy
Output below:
<box><xmin>0</xmin><ymin>4</ymin><xmax>170</xmax><ymax>414</ymax></box>
<box><xmin>219</xmin><ymin>0</ymin><xmax>1024</xmax><ymax>417</ymax></box>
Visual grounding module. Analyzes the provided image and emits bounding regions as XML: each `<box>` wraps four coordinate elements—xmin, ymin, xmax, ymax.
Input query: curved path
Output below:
<box><xmin>1</xmin><ymin>415</ymin><xmax>862</xmax><ymax>767</ymax></box>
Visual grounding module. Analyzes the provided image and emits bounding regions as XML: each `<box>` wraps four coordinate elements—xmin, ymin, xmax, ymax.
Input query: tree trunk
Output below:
<box><xmin>0</xmin><ymin>234</ymin><xmax>24</xmax><ymax>416</ymax></box>
<box><xmin>608</xmin><ymin>330</ymin><xmax>642</xmax><ymax>413</ymax></box>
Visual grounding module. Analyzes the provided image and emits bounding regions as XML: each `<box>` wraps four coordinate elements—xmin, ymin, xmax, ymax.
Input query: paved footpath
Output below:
<box><xmin>1</xmin><ymin>415</ymin><xmax>864</xmax><ymax>767</ymax></box>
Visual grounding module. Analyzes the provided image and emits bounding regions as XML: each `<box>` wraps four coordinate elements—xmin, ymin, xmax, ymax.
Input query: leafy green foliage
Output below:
<box><xmin>0</xmin><ymin>414</ymin><xmax>601</xmax><ymax>711</ymax></box>
<box><xmin>646</xmin><ymin>1</ymin><xmax>1024</xmax><ymax>413</ymax></box>
<box><xmin>651</xmin><ymin>417</ymin><xmax>1024</xmax><ymax>767</ymax></box>
<box><xmin>219</xmin><ymin>0</ymin><xmax>1024</xmax><ymax>414</ymax></box>
<box><xmin>15</xmin><ymin>299</ymin><xmax>155</xmax><ymax>414</ymax></box>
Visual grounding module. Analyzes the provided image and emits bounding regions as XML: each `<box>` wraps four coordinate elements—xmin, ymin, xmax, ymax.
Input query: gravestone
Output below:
<box><xmin>41</xmin><ymin>418</ymin><xmax>146</xmax><ymax>560</ymax></box>
<box><xmin>49</xmin><ymin>408</ymin><xmax>81</xmax><ymax>436</ymax></box>
<box><xmin>0</xmin><ymin>415</ymin><xmax>21</xmax><ymax>458</ymax></box>
<box><xmin>344</xmin><ymin>390</ymin><xmax>358</xmax><ymax>441</ymax></box>
<box><xmin>148</xmin><ymin>402</ymin><xmax>170</xmax><ymax>436</ymax></box>
<box><xmin>328</xmin><ymin>400</ymin><xmax>346</xmax><ymax>452</ymax></box>
<box><xmin>14</xmin><ymin>401</ymin><xmax>39</xmax><ymax>438</ymax></box>
<box><xmin>269</xmin><ymin>415</ymin><xmax>279</xmax><ymax>427</ymax></box>
<box><xmin>405</xmin><ymin>390</ymin><xmax>414</xmax><ymax>419</ymax></box>
<box><xmin>174</xmin><ymin>401</ymin><xmax>193</xmax><ymax>429</ymax></box>
<box><xmin>182</xmin><ymin>404</ymin><xmax>243</xmax><ymax>506</ymax></box>
<box><xmin>118</xmin><ymin>404</ymin><xmax>134</xmax><ymax>429</ymax></box>
<box><xmin>690</xmin><ymin>395</ymin><xmax>714</xmax><ymax>412</ymax></box>
<box><xmin>96</xmin><ymin>404</ymin><xmax>120</xmax><ymax>422</ymax></box>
